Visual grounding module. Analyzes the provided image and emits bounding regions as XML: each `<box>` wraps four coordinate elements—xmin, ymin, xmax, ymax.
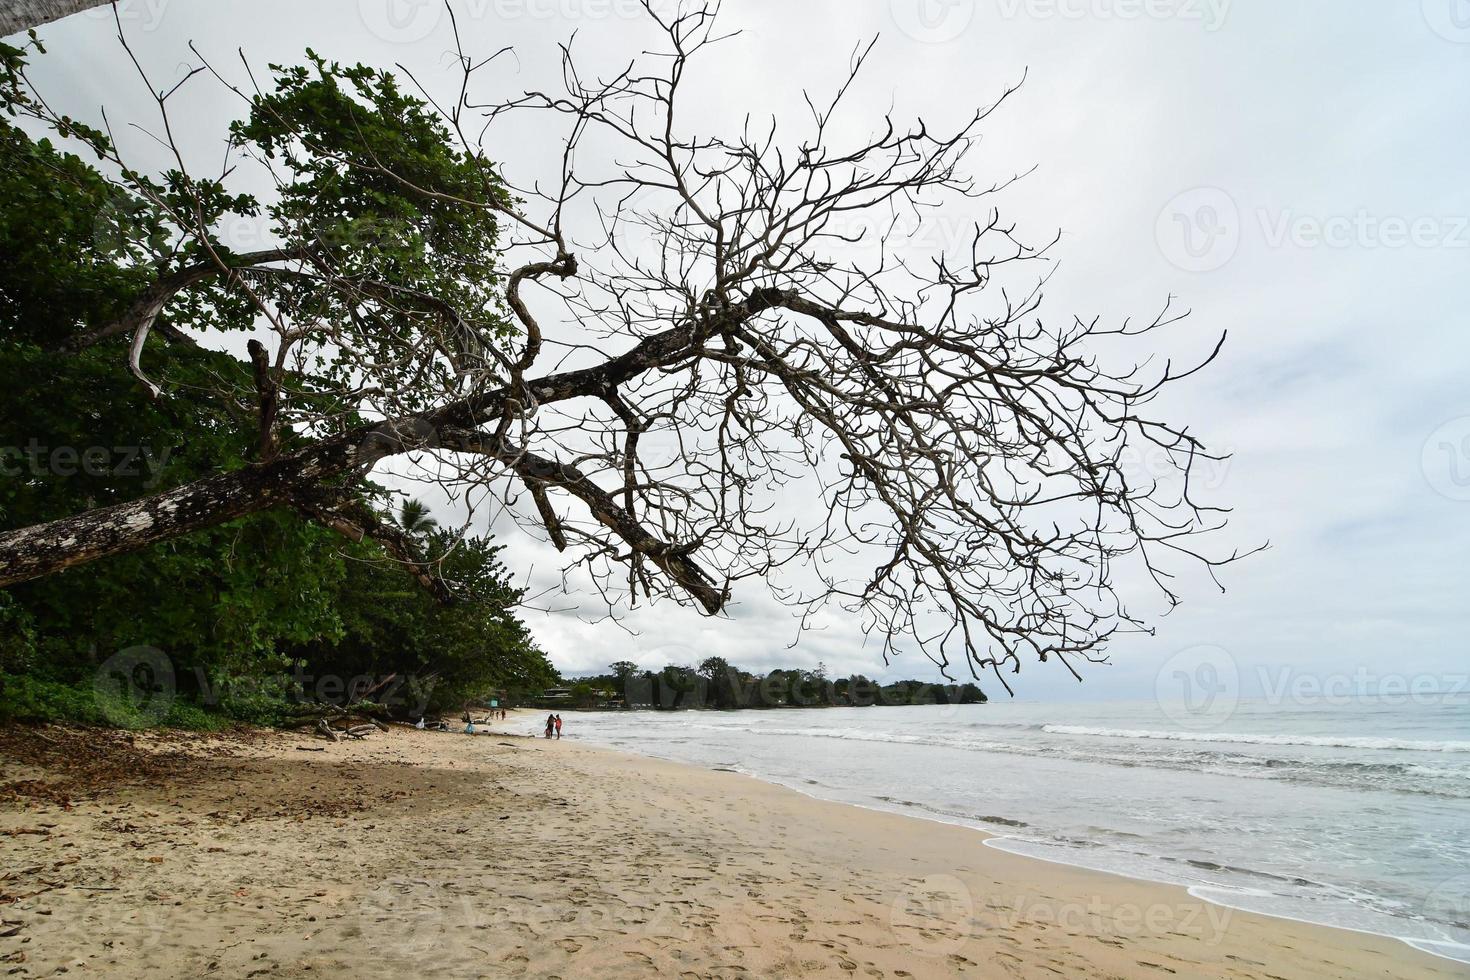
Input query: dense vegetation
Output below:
<box><xmin>0</xmin><ymin>40</ymin><xmax>556</xmax><ymax>728</ymax></box>
<box><xmin>559</xmin><ymin>660</ymin><xmax>986</xmax><ymax>711</ymax></box>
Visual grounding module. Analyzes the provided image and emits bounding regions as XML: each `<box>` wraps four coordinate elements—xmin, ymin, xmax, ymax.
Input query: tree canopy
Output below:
<box><xmin>0</xmin><ymin>37</ymin><xmax>554</xmax><ymax>726</ymax></box>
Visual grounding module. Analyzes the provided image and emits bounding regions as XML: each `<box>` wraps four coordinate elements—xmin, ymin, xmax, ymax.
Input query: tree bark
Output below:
<box><xmin>0</xmin><ymin>315</ymin><xmax>715</xmax><ymax>593</ymax></box>
<box><xmin>0</xmin><ymin>427</ymin><xmax>379</xmax><ymax>587</ymax></box>
<box><xmin>2</xmin><ymin>1</ymin><xmax>113</xmax><ymax>36</ymax></box>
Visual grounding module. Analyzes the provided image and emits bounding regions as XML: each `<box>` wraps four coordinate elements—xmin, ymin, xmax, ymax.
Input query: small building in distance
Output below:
<box><xmin>533</xmin><ymin>685</ymin><xmax>624</xmax><ymax>709</ymax></box>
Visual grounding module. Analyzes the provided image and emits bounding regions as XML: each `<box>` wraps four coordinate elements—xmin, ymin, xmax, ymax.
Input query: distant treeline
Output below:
<box><xmin>560</xmin><ymin>659</ymin><xmax>986</xmax><ymax>710</ymax></box>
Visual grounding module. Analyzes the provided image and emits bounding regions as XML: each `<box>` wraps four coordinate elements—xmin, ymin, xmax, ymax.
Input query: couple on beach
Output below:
<box><xmin>545</xmin><ymin>714</ymin><xmax>562</xmax><ymax>739</ymax></box>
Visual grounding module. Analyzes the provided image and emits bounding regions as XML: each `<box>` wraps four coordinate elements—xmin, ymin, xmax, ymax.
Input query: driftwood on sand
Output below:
<box><xmin>288</xmin><ymin>702</ymin><xmax>393</xmax><ymax>742</ymax></box>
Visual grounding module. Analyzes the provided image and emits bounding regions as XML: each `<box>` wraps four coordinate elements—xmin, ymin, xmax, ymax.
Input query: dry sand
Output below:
<box><xmin>0</xmin><ymin>717</ymin><xmax>1460</xmax><ymax>979</ymax></box>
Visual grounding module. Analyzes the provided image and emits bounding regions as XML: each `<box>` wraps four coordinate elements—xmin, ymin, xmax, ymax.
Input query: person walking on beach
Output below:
<box><xmin>545</xmin><ymin>714</ymin><xmax>555</xmax><ymax>739</ymax></box>
<box><xmin>554</xmin><ymin>714</ymin><xmax>563</xmax><ymax>739</ymax></box>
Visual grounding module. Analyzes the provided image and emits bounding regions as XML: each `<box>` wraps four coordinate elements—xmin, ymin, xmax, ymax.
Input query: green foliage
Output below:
<box><xmin>288</xmin><ymin>530</ymin><xmax>556</xmax><ymax>715</ymax></box>
<box><xmin>0</xmin><ymin>674</ymin><xmax>111</xmax><ymax>726</ymax></box>
<box><xmin>395</xmin><ymin>499</ymin><xmax>439</xmax><ymax>541</ymax></box>
<box><xmin>227</xmin><ymin>53</ymin><xmax>511</xmax><ymax>414</ymax></box>
<box><xmin>0</xmin><ymin>674</ymin><xmax>229</xmax><ymax>730</ymax></box>
<box><xmin>0</xmin><ymin>43</ymin><xmax>551</xmax><ymax>730</ymax></box>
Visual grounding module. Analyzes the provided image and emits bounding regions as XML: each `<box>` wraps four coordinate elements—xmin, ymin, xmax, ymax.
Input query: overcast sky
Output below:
<box><xmin>15</xmin><ymin>1</ymin><xmax>1470</xmax><ymax>702</ymax></box>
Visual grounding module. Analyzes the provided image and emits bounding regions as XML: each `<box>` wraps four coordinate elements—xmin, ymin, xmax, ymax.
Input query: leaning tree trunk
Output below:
<box><xmin>0</xmin><ymin>428</ymin><xmax>376</xmax><ymax>587</ymax></box>
<box><xmin>2</xmin><ymin>0</ymin><xmax>113</xmax><ymax>37</ymax></box>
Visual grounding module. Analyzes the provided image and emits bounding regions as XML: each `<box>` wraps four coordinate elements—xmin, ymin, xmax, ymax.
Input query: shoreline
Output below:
<box><xmin>554</xmin><ymin>703</ymin><xmax>1470</xmax><ymax>968</ymax></box>
<box><xmin>791</xmin><ymin>778</ymin><xmax>1470</xmax><ymax>969</ymax></box>
<box><xmin>572</xmin><ymin>735</ymin><xmax>1470</xmax><ymax>971</ymax></box>
<box><xmin>0</xmin><ymin>722</ymin><xmax>1461</xmax><ymax>978</ymax></box>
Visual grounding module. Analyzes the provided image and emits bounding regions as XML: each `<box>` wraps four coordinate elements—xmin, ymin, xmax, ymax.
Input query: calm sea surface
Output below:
<box><xmin>532</xmin><ymin>698</ymin><xmax>1470</xmax><ymax>964</ymax></box>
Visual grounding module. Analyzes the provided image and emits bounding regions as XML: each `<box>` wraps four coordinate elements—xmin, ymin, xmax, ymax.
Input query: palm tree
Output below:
<box><xmin>395</xmin><ymin>499</ymin><xmax>438</xmax><ymax>544</ymax></box>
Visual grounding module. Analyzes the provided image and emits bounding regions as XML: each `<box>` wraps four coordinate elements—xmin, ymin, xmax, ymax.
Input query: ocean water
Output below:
<box><xmin>540</xmin><ymin>698</ymin><xmax>1470</xmax><ymax>964</ymax></box>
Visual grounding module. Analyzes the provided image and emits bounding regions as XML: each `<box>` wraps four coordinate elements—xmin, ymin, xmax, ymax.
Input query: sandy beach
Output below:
<box><xmin>0</xmin><ymin>717</ymin><xmax>1458</xmax><ymax>979</ymax></box>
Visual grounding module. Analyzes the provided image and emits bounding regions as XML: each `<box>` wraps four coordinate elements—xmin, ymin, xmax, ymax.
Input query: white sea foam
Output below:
<box><xmin>1042</xmin><ymin>726</ymin><xmax>1470</xmax><ymax>753</ymax></box>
